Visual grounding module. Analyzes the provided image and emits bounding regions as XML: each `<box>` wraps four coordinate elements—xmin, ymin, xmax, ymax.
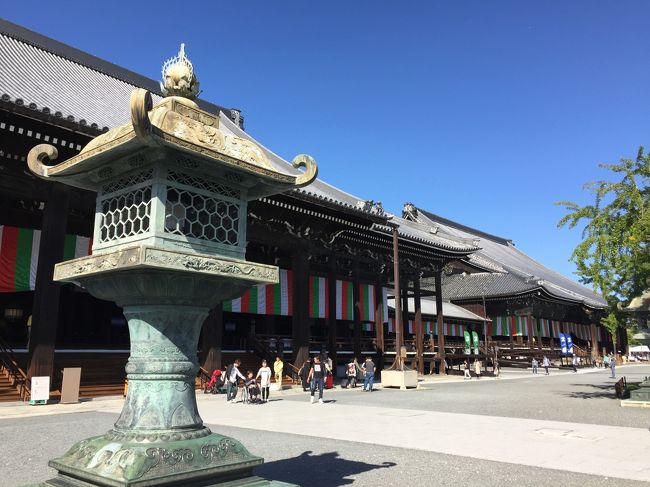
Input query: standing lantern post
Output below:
<box><xmin>26</xmin><ymin>46</ymin><xmax>316</xmax><ymax>487</ymax></box>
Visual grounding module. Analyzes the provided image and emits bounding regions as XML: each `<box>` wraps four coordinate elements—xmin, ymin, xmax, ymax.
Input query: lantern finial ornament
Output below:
<box><xmin>161</xmin><ymin>43</ymin><xmax>200</xmax><ymax>100</ymax></box>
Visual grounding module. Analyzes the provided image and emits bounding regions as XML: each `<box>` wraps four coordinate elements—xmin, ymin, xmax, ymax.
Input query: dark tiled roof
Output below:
<box><xmin>413</xmin><ymin>207</ymin><xmax>607</xmax><ymax>308</ymax></box>
<box><xmin>0</xmin><ymin>18</ymin><xmax>231</xmax><ymax>132</ymax></box>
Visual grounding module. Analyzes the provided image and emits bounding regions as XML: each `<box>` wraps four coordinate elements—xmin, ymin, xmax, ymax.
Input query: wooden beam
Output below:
<box><xmin>353</xmin><ymin>259</ymin><xmax>361</xmax><ymax>360</ymax></box>
<box><xmin>327</xmin><ymin>254</ymin><xmax>337</xmax><ymax>369</ymax></box>
<box><xmin>435</xmin><ymin>269</ymin><xmax>446</xmax><ymax>375</ymax></box>
<box><xmin>292</xmin><ymin>251</ymin><xmax>310</xmax><ymax>367</ymax></box>
<box><xmin>414</xmin><ymin>274</ymin><xmax>424</xmax><ymax>375</ymax></box>
<box><xmin>27</xmin><ymin>183</ymin><xmax>70</xmax><ymax>381</ymax></box>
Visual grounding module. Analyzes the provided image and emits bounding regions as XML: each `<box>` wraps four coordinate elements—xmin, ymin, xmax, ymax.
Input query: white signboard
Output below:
<box><xmin>30</xmin><ymin>376</ymin><xmax>50</xmax><ymax>404</ymax></box>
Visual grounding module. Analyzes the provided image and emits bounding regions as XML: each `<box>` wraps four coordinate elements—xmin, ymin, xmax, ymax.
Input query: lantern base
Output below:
<box><xmin>29</xmin><ymin>432</ymin><xmax>296</xmax><ymax>487</ymax></box>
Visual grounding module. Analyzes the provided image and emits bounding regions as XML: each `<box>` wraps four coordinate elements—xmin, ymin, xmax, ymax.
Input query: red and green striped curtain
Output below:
<box><xmin>335</xmin><ymin>279</ymin><xmax>353</xmax><ymax>320</ymax></box>
<box><xmin>310</xmin><ymin>276</ymin><xmax>328</xmax><ymax>319</ymax></box>
<box><xmin>490</xmin><ymin>316</ymin><xmax>510</xmax><ymax>336</ymax></box>
<box><xmin>358</xmin><ymin>283</ymin><xmax>375</xmax><ymax>322</ymax></box>
<box><xmin>0</xmin><ymin>226</ymin><xmax>92</xmax><ymax>293</ymax></box>
<box><xmin>223</xmin><ymin>269</ymin><xmax>293</xmax><ymax>316</ymax></box>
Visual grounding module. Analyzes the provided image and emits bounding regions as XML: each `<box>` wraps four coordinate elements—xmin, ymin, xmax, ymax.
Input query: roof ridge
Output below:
<box><xmin>417</xmin><ymin>206</ymin><xmax>513</xmax><ymax>245</ymax></box>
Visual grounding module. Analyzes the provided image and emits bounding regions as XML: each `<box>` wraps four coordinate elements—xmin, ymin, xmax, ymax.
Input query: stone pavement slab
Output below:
<box><xmin>199</xmin><ymin>394</ymin><xmax>650</xmax><ymax>482</ymax></box>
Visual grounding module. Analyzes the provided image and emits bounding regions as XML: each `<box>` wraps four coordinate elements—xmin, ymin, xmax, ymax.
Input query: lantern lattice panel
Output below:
<box><xmin>99</xmin><ymin>186</ymin><xmax>152</xmax><ymax>242</ymax></box>
<box><xmin>167</xmin><ymin>170</ymin><xmax>240</xmax><ymax>199</ymax></box>
<box><xmin>164</xmin><ymin>186</ymin><xmax>240</xmax><ymax>245</ymax></box>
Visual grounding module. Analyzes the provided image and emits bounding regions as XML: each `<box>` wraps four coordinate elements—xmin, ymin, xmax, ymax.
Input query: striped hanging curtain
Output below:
<box><xmin>361</xmin><ymin>322</ymin><xmax>374</xmax><ymax>332</ymax></box>
<box><xmin>358</xmin><ymin>283</ymin><xmax>375</xmax><ymax>322</ymax></box>
<box><xmin>335</xmin><ymin>280</ymin><xmax>353</xmax><ymax>320</ymax></box>
<box><xmin>223</xmin><ymin>269</ymin><xmax>293</xmax><ymax>316</ymax></box>
<box><xmin>407</xmin><ymin>320</ymin><xmax>414</xmax><ymax>334</ymax></box>
<box><xmin>386</xmin><ymin>318</ymin><xmax>395</xmax><ymax>333</ymax></box>
<box><xmin>0</xmin><ymin>226</ymin><xmax>92</xmax><ymax>293</ymax></box>
<box><xmin>310</xmin><ymin>276</ymin><xmax>329</xmax><ymax>319</ymax></box>
<box><xmin>489</xmin><ymin>316</ymin><xmax>510</xmax><ymax>337</ymax></box>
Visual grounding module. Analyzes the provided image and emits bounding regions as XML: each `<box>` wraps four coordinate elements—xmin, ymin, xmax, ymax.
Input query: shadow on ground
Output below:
<box><xmin>257</xmin><ymin>450</ymin><xmax>396</xmax><ymax>486</ymax></box>
<box><xmin>561</xmin><ymin>383</ymin><xmax>617</xmax><ymax>400</ymax></box>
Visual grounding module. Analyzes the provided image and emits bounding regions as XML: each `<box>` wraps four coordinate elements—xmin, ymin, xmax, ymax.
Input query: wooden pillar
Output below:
<box><xmin>435</xmin><ymin>268</ymin><xmax>446</xmax><ymax>375</ymax></box>
<box><xmin>414</xmin><ymin>274</ymin><xmax>424</xmax><ymax>375</ymax></box>
<box><xmin>292</xmin><ymin>251</ymin><xmax>310</xmax><ymax>367</ymax></box>
<box><xmin>391</xmin><ymin>226</ymin><xmax>403</xmax><ymax>369</ymax></box>
<box><xmin>201</xmin><ymin>303</ymin><xmax>223</xmax><ymax>373</ymax></box>
<box><xmin>327</xmin><ymin>255</ymin><xmax>337</xmax><ymax>369</ymax></box>
<box><xmin>28</xmin><ymin>183</ymin><xmax>70</xmax><ymax>381</ymax></box>
<box><xmin>374</xmin><ymin>280</ymin><xmax>385</xmax><ymax>371</ymax></box>
<box><xmin>353</xmin><ymin>260</ymin><xmax>361</xmax><ymax>360</ymax></box>
<box><xmin>536</xmin><ymin>317</ymin><xmax>543</xmax><ymax>351</ymax></box>
<box><xmin>590</xmin><ymin>323</ymin><xmax>599</xmax><ymax>361</ymax></box>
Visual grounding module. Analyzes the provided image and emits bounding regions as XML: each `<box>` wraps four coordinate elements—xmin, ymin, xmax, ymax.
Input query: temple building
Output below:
<box><xmin>0</xmin><ymin>18</ymin><xmax>612</xmax><ymax>400</ymax></box>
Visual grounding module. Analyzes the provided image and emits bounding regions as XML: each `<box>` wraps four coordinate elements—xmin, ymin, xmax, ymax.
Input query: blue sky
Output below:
<box><xmin>4</xmin><ymin>2</ymin><xmax>649</xmax><ymax>285</ymax></box>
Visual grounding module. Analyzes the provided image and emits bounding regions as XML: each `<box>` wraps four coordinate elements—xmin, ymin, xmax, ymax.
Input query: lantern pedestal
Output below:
<box><xmin>32</xmin><ymin>248</ymin><xmax>294</xmax><ymax>487</ymax></box>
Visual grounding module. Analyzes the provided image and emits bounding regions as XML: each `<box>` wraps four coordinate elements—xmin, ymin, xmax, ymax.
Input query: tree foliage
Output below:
<box><xmin>557</xmin><ymin>147</ymin><xmax>649</xmax><ymax>318</ymax></box>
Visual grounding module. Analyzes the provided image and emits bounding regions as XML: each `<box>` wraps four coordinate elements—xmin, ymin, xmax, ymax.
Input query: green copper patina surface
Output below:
<box><xmin>26</xmin><ymin>46</ymin><xmax>316</xmax><ymax>487</ymax></box>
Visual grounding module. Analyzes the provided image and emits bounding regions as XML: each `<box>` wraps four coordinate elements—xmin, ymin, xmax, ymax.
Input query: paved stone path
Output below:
<box><xmin>1</xmin><ymin>364</ymin><xmax>648</xmax><ymax>486</ymax></box>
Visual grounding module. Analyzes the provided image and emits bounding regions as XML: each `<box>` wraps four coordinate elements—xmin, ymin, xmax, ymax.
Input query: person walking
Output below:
<box><xmin>273</xmin><ymin>356</ymin><xmax>284</xmax><ymax>390</ymax></box>
<box><xmin>542</xmin><ymin>355</ymin><xmax>550</xmax><ymax>375</ymax></box>
<box><xmin>493</xmin><ymin>359</ymin><xmax>500</xmax><ymax>379</ymax></box>
<box><xmin>362</xmin><ymin>356</ymin><xmax>376</xmax><ymax>391</ymax></box>
<box><xmin>474</xmin><ymin>359</ymin><xmax>481</xmax><ymax>379</ymax></box>
<box><xmin>603</xmin><ymin>354</ymin><xmax>610</xmax><ymax>369</ymax></box>
<box><xmin>572</xmin><ymin>354</ymin><xmax>578</xmax><ymax>373</ymax></box>
<box><xmin>532</xmin><ymin>357</ymin><xmax>538</xmax><ymax>374</ymax></box>
<box><xmin>308</xmin><ymin>355</ymin><xmax>326</xmax><ymax>404</ymax></box>
<box><xmin>256</xmin><ymin>359</ymin><xmax>272</xmax><ymax>403</ymax></box>
<box><xmin>463</xmin><ymin>359</ymin><xmax>471</xmax><ymax>380</ymax></box>
<box><xmin>610</xmin><ymin>353</ymin><xmax>616</xmax><ymax>379</ymax></box>
<box><xmin>298</xmin><ymin>358</ymin><xmax>311</xmax><ymax>392</ymax></box>
<box><xmin>225</xmin><ymin>359</ymin><xmax>245</xmax><ymax>403</ymax></box>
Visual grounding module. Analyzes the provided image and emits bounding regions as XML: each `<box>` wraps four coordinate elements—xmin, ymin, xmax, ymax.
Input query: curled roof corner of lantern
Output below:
<box><xmin>27</xmin><ymin>45</ymin><xmax>317</xmax><ymax>197</ymax></box>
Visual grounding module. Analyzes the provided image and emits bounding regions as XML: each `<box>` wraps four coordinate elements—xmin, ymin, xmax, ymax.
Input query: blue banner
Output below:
<box><xmin>559</xmin><ymin>333</ymin><xmax>568</xmax><ymax>355</ymax></box>
<box><xmin>566</xmin><ymin>335</ymin><xmax>574</xmax><ymax>355</ymax></box>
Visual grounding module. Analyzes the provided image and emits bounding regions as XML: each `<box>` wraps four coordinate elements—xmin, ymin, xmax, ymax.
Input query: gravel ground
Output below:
<box><xmin>282</xmin><ymin>365</ymin><xmax>650</xmax><ymax>428</ymax></box>
<box><xmin>2</xmin><ymin>412</ymin><xmax>644</xmax><ymax>487</ymax></box>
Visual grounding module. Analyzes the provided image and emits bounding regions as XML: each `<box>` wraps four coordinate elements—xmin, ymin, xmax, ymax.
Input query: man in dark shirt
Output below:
<box><xmin>307</xmin><ymin>355</ymin><xmax>326</xmax><ymax>404</ymax></box>
<box><xmin>362</xmin><ymin>357</ymin><xmax>376</xmax><ymax>392</ymax></box>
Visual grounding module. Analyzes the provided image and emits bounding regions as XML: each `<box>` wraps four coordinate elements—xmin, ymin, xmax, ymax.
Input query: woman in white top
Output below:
<box><xmin>256</xmin><ymin>360</ymin><xmax>272</xmax><ymax>403</ymax></box>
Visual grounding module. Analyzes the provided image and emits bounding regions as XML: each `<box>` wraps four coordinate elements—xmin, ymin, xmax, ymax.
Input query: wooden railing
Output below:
<box><xmin>0</xmin><ymin>336</ymin><xmax>30</xmax><ymax>401</ymax></box>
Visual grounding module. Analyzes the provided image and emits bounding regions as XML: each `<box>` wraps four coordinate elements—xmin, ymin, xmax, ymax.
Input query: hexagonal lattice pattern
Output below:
<box><xmin>102</xmin><ymin>169</ymin><xmax>153</xmax><ymax>194</ymax></box>
<box><xmin>99</xmin><ymin>187</ymin><xmax>152</xmax><ymax>242</ymax></box>
<box><xmin>165</xmin><ymin>186</ymin><xmax>240</xmax><ymax>245</ymax></box>
<box><xmin>167</xmin><ymin>171</ymin><xmax>240</xmax><ymax>199</ymax></box>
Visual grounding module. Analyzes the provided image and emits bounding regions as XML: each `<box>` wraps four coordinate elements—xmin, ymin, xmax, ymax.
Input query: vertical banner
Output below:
<box><xmin>309</xmin><ymin>276</ymin><xmax>328</xmax><ymax>319</ymax></box>
<box><xmin>0</xmin><ymin>226</ymin><xmax>92</xmax><ymax>293</ymax></box>
<box><xmin>566</xmin><ymin>334</ymin><xmax>574</xmax><ymax>355</ymax></box>
<box><xmin>472</xmin><ymin>330</ymin><xmax>480</xmax><ymax>354</ymax></box>
<box><xmin>559</xmin><ymin>333</ymin><xmax>568</xmax><ymax>355</ymax></box>
<box><xmin>358</xmin><ymin>283</ymin><xmax>375</xmax><ymax>322</ymax></box>
<box><xmin>223</xmin><ymin>269</ymin><xmax>293</xmax><ymax>316</ymax></box>
<box><xmin>463</xmin><ymin>330</ymin><xmax>471</xmax><ymax>354</ymax></box>
<box><xmin>335</xmin><ymin>280</ymin><xmax>354</xmax><ymax>320</ymax></box>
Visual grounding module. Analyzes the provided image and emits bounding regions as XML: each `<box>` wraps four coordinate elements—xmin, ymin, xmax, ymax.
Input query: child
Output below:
<box><xmin>346</xmin><ymin>360</ymin><xmax>357</xmax><ymax>388</ymax></box>
<box><xmin>256</xmin><ymin>360</ymin><xmax>272</xmax><ymax>402</ymax></box>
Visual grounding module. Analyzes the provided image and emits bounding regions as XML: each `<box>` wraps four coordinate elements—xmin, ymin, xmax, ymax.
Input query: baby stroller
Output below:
<box><xmin>204</xmin><ymin>369</ymin><xmax>225</xmax><ymax>394</ymax></box>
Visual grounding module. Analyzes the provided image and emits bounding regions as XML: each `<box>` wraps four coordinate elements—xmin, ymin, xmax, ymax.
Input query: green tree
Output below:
<box><xmin>557</xmin><ymin>147</ymin><xmax>649</xmax><ymax>336</ymax></box>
